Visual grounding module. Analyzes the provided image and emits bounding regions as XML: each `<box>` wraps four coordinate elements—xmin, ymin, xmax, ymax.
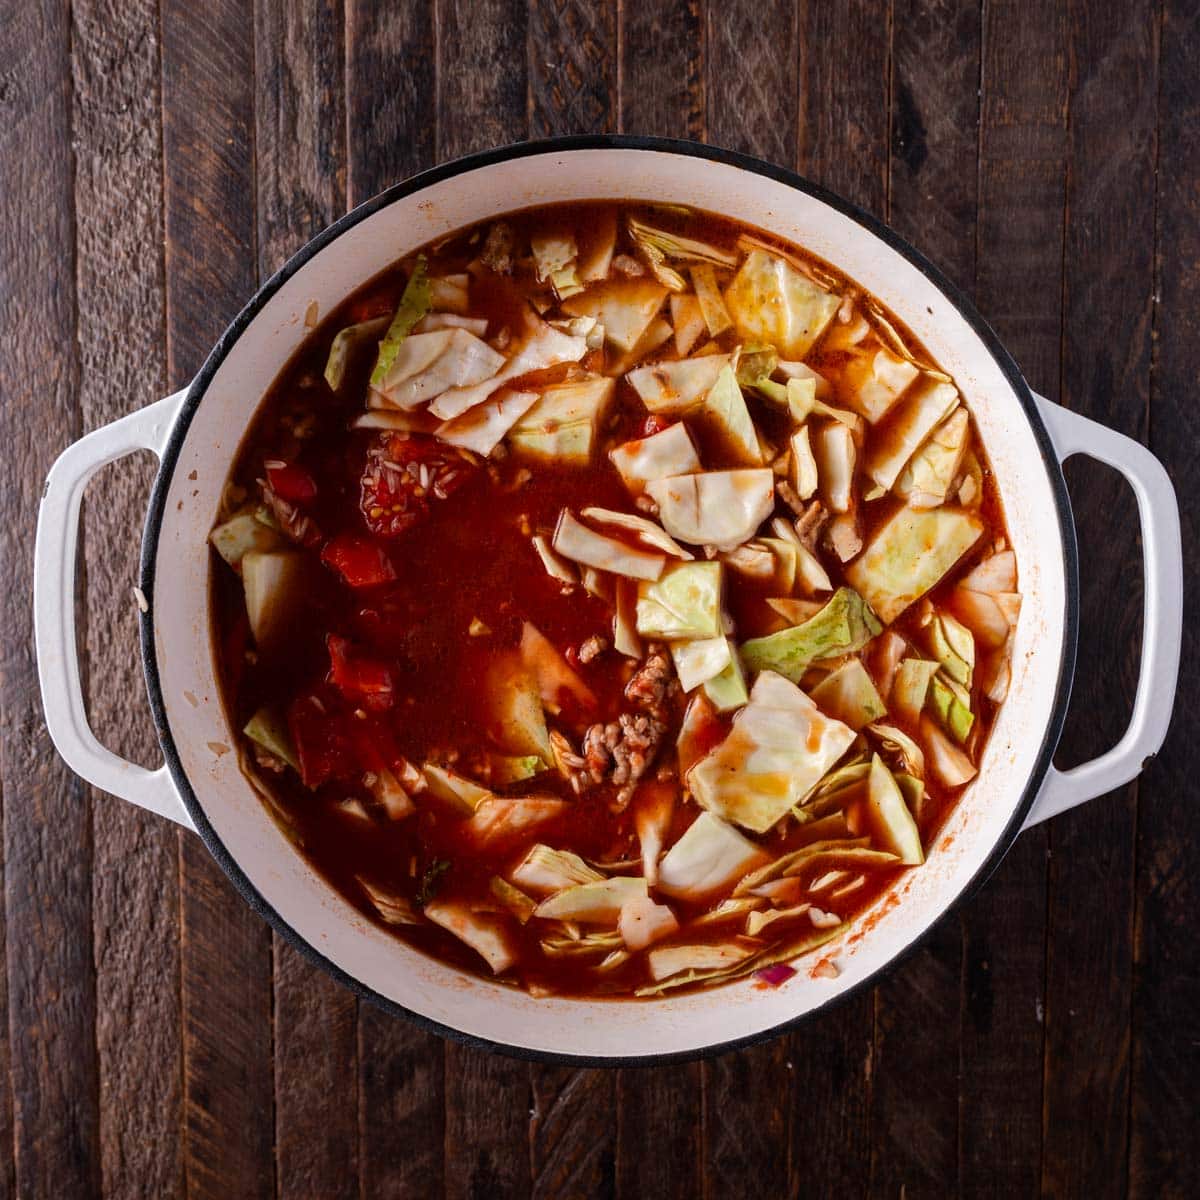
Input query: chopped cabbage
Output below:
<box><xmin>646</xmin><ymin>941</ymin><xmax>755</xmax><ymax>983</ymax></box>
<box><xmin>891</xmin><ymin>658</ymin><xmax>939</xmax><ymax>724</ymax></box>
<box><xmin>864</xmin><ymin>377</ymin><xmax>959</xmax><ymax>491</ymax></box>
<box><xmin>531</xmin><ymin>231</ymin><xmax>582</xmax><ymax>298</ymax></box>
<box><xmin>423</xmin><ymin>900</ymin><xmax>517</xmax><ymax>974</ymax></box>
<box><xmin>370</xmin><ymin>257</ymin><xmax>432</xmax><ymax>388</ymax></box>
<box><xmin>840</xmin><ymin>347</ymin><xmax>920</xmax><ymax>423</ymax></box>
<box><xmin>483</xmin><ymin>650</ymin><xmax>553</xmax><ymax>761</ymax></box>
<box><xmin>656</xmin><ymin>812</ymin><xmax>770</xmax><ymax>900</ymax></box>
<box><xmin>413</xmin><ymin>312</ymin><xmax>489</xmax><ymax>337</ymax></box>
<box><xmin>690</xmin><ymin>365</ymin><xmax>763</xmax><ymax>465</ymax></box>
<box><xmin>809</xmin><ymin>658</ymin><xmax>886</xmax><ymax>730</ymax></box>
<box><xmin>895</xmin><ymin>407</ymin><xmax>970</xmax><ymax>508</ymax></box>
<box><xmin>865</xmin><ymin>755</ymin><xmax>924</xmax><ymax>864</ymax></box>
<box><xmin>670</xmin><ymin>635</ymin><xmax>733</xmax><ymax>691</ymax></box>
<box><xmin>210</xmin><ymin>510</ymin><xmax>281</xmax><ymax>567</ymax></box>
<box><xmin>609</xmin><ymin>422</ymin><xmax>702</xmax><ymax>494</ymax></box>
<box><xmin>670</xmin><ymin>293</ymin><xmax>707</xmax><ymax>356</ymax></box>
<box><xmin>511</xmin><ymin>844</ymin><xmax>603</xmax><ymax>894</ymax></box>
<box><xmin>790</xmin><ymin>426</ymin><xmax>819</xmax><ymax>500</ymax></box>
<box><xmin>703</xmin><ymin>647</ymin><xmax>750</xmax><ymax>712</ymax></box>
<box><xmin>531</xmin><ymin>534</ymin><xmax>578</xmax><ymax>585</ymax></box>
<box><xmin>613</xmin><ymin>578</ymin><xmax>642</xmax><ymax>658</ymax></box>
<box><xmin>553</xmin><ymin>510</ymin><xmax>666</xmax><ymax>580</ymax></box>
<box><xmin>422</xmin><ymin>764</ymin><xmax>490</xmax><ymax>814</ymax></box>
<box><xmin>561</xmin><ymin>277</ymin><xmax>669</xmax><ymax>350</ymax></box>
<box><xmin>740</xmin><ymin>587</ymin><xmax>881</xmax><ymax>683</ymax></box>
<box><xmin>508</xmin><ymin>376</ymin><xmax>616</xmax><ymax>464</ymax></box>
<box><xmin>242</xmin><ymin>550</ymin><xmax>305</xmax><ymax>649</ymax></box>
<box><xmin>434</xmin><ymin>388</ymin><xmax>538</xmax><ymax>455</ymax></box>
<box><xmin>920</xmin><ymin>715</ymin><xmax>977</xmax><ymax>788</ymax></box>
<box><xmin>928</xmin><ymin>611</ymin><xmax>976</xmax><ymax>688</ymax></box>
<box><xmin>634</xmin><ymin>780</ymin><xmax>676</xmax><ymax>885</ymax></box>
<box><xmin>647</xmin><ymin>469</ymin><xmax>776</xmax><ymax>551</ymax></box>
<box><xmin>534</xmin><ymin>877</ymin><xmax>648</xmax><ymax>923</ymax></box>
<box><xmin>691</xmin><ymin>263</ymin><xmax>734</xmax><ymax>336</ymax></box>
<box><xmin>466</xmin><ymin>795</ymin><xmax>567</xmax><ymax>844</ymax></box>
<box><xmin>845</xmin><ymin>506</ymin><xmax>984</xmax><ymax>623</ymax></box>
<box><xmin>626</xmin><ymin>216</ymin><xmax>738</xmax><ymax>266</ymax></box>
<box><xmin>635</xmin><ymin>561</ymin><xmax>722</xmax><ymax>640</ymax></box>
<box><xmin>358</xmin><ymin>877</ymin><xmax>422</xmax><ymax>926</ymax></box>
<box><xmin>619</xmin><ymin>894</ymin><xmax>680</xmax><ymax>951</ymax></box>
<box><xmin>869</xmin><ymin>722</ymin><xmax>926</xmax><ymax>779</ymax></box>
<box><xmin>929</xmin><ymin>674</ymin><xmax>974</xmax><ymax>743</ymax></box>
<box><xmin>960</xmin><ymin>549</ymin><xmax>1018</xmax><ymax>594</ymax></box>
<box><xmin>689</xmin><ymin>671</ymin><xmax>858</xmax><ymax>833</ymax></box>
<box><xmin>243</xmin><ymin>707</ymin><xmax>298</xmax><ymax>771</ymax></box>
<box><xmin>519</xmin><ymin>621</ymin><xmax>595</xmax><ymax>709</ymax></box>
<box><xmin>373</xmin><ymin>328</ymin><xmax>505</xmax><ymax>411</ymax></box>
<box><xmin>490</xmin><ymin>876</ymin><xmax>537</xmax><ymax>923</ymax></box>
<box><xmin>814</xmin><ymin>421</ymin><xmax>857</xmax><ymax>513</ymax></box>
<box><xmin>324</xmin><ymin>316</ymin><xmax>389</xmax><ymax>390</ymax></box>
<box><xmin>626</xmin><ymin>353</ymin><xmax>730</xmax><ymax>414</ymax></box>
<box><xmin>580</xmin><ymin>506</ymin><xmax>693</xmax><ymax>559</ymax></box>
<box><xmin>723</xmin><ymin>248</ymin><xmax>841</xmax><ymax>358</ymax></box>
<box><xmin>427</xmin><ymin>273</ymin><xmax>469</xmax><ymax>314</ymax></box>
<box><xmin>489</xmin><ymin>754</ymin><xmax>546</xmax><ymax>786</ymax></box>
<box><xmin>577</xmin><ymin>210</ymin><xmax>617</xmax><ymax>281</ymax></box>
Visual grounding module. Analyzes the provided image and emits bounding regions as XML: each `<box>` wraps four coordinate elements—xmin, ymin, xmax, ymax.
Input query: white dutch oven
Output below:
<box><xmin>34</xmin><ymin>138</ymin><xmax>1183</xmax><ymax>1063</ymax></box>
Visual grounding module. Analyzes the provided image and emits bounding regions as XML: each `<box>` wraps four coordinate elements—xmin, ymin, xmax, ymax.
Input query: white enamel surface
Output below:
<box><xmin>147</xmin><ymin>148</ymin><xmax>1070</xmax><ymax>1058</ymax></box>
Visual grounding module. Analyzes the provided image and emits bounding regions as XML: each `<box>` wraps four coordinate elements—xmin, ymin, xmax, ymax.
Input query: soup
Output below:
<box><xmin>209</xmin><ymin>202</ymin><xmax>1020</xmax><ymax>998</ymax></box>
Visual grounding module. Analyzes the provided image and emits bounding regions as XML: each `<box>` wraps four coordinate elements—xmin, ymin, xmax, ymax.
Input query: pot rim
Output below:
<box><xmin>138</xmin><ymin>134</ymin><xmax>1080</xmax><ymax>1066</ymax></box>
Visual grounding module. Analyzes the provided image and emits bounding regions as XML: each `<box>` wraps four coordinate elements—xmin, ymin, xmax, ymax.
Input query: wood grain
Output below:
<box><xmin>1130</xmin><ymin>0</ymin><xmax>1200</xmax><ymax>1194</ymax></box>
<box><xmin>1040</xmin><ymin>0</ymin><xmax>1157</xmax><ymax>1195</ymax></box>
<box><xmin>251</xmin><ymin>5</ymin><xmax>359</xmax><ymax>1196</ymax></box>
<box><xmin>161</xmin><ymin>2</ymin><xmax>276</xmax><ymax>1196</ymax></box>
<box><xmin>529</xmin><ymin>0</ymin><xmax>617</xmax><ymax>138</ymax></box>
<box><xmin>962</xmin><ymin>1</ymin><xmax>1067</xmax><ymax>1194</ymax></box>
<box><xmin>69</xmin><ymin>2</ymin><xmax>185</xmax><ymax>1195</ymax></box>
<box><xmin>620</xmin><ymin>0</ymin><xmax>704</xmax><ymax>139</ymax></box>
<box><xmin>0</xmin><ymin>2</ymin><xmax>101</xmax><ymax>1196</ymax></box>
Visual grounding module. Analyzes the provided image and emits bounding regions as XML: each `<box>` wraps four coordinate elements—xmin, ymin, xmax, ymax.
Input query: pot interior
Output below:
<box><xmin>145</xmin><ymin>144</ymin><xmax>1069</xmax><ymax>1059</ymax></box>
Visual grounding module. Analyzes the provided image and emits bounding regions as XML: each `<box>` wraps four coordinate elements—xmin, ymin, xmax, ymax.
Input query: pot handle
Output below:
<box><xmin>34</xmin><ymin>390</ymin><xmax>196</xmax><ymax>830</ymax></box>
<box><xmin>1022</xmin><ymin>395</ymin><xmax>1182</xmax><ymax>829</ymax></box>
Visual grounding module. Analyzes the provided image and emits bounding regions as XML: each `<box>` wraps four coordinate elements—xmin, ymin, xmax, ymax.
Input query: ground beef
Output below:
<box><xmin>581</xmin><ymin>712</ymin><xmax>667</xmax><ymax>809</ymax></box>
<box><xmin>578</xmin><ymin>635</ymin><xmax>608</xmax><ymax>664</ymax></box>
<box><xmin>480</xmin><ymin>222</ymin><xmax>515</xmax><ymax>274</ymax></box>
<box><xmin>624</xmin><ymin>646</ymin><xmax>675</xmax><ymax>716</ymax></box>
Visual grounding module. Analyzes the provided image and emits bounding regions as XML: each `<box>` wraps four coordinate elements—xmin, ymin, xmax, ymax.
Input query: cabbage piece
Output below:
<box><xmin>647</xmin><ymin>469</ymin><xmax>775</xmax><ymax>551</ymax></box>
<box><xmin>627</xmin><ymin>220</ymin><xmax>688</xmax><ymax>291</ymax></box>
<box><xmin>840</xmin><ymin>347</ymin><xmax>920</xmax><ymax>423</ymax></box>
<box><xmin>798</xmin><ymin>760</ymin><xmax>871</xmax><ymax>814</ymax></box>
<box><xmin>928</xmin><ymin>611</ymin><xmax>976</xmax><ymax>688</ymax></box>
<box><xmin>634</xmin><ymin>780</ymin><xmax>676</xmax><ymax>885</ymax></box>
<box><xmin>626</xmin><ymin>216</ymin><xmax>739</xmax><ymax>266</ymax></box>
<box><xmin>790</xmin><ymin>426</ymin><xmax>819</xmax><ymax>500</ymax></box>
<box><xmin>210</xmin><ymin>510</ymin><xmax>282</xmax><ymax>567</ymax></box>
<box><xmin>422</xmin><ymin>900</ymin><xmax>517</xmax><ymax>974</ymax></box>
<box><xmin>483</xmin><ymin>650</ymin><xmax>553</xmax><ymax>761</ymax></box>
<box><xmin>809</xmin><ymin>659</ymin><xmax>886</xmax><ymax>730</ymax></box>
<box><xmin>324</xmin><ymin>316</ymin><xmax>390</xmax><ymax>390</ymax></box>
<box><xmin>689</xmin><ymin>671</ymin><xmax>857</xmax><ymax>833</ymax></box>
<box><xmin>950</xmin><ymin>587</ymin><xmax>1015</xmax><ymax>649</ymax></box>
<box><xmin>467</xmin><ymin>796</ymin><xmax>567</xmax><ymax>844</ymax></box>
<box><xmin>562</xmin><ymin>276</ymin><xmax>669</xmax><ymax>350</ymax></box>
<box><xmin>864</xmin><ymin>377</ymin><xmax>959</xmax><ymax>491</ymax></box>
<box><xmin>869</xmin><ymin>722</ymin><xmax>926</xmax><ymax>779</ymax></box>
<box><xmin>531</xmin><ymin>534</ymin><xmax>578</xmax><ymax>585</ymax></box>
<box><xmin>530</xmin><ymin>231</ymin><xmax>582</xmax><ymax>298</ymax></box>
<box><xmin>613</xmin><ymin>578</ymin><xmax>642</xmax><ymax>658</ymax></box>
<box><xmin>845</xmin><ymin>506</ymin><xmax>984</xmax><ymax>623</ymax></box>
<box><xmin>765</xmin><ymin>596</ymin><xmax>824</xmax><ymax>626</ymax></box>
<box><xmin>635</xmin><ymin>561</ymin><xmax>722</xmax><ymax>640</ymax></box>
<box><xmin>646</xmin><ymin>941</ymin><xmax>755</xmax><ymax>983</ymax></box>
<box><xmin>533</xmin><ymin>877</ymin><xmax>648</xmax><ymax>924</ymax></box>
<box><xmin>372</xmin><ymin>328</ymin><xmax>505</xmax><ymax>411</ymax></box>
<box><xmin>676</xmin><ymin>690</ymin><xmax>721</xmax><ymax>776</ymax></box>
<box><xmin>740</xmin><ymin>587</ymin><xmax>881</xmax><ymax>683</ymax></box>
<box><xmin>489</xmin><ymin>754</ymin><xmax>546</xmax><ymax>786</ymax></box>
<box><xmin>814</xmin><ymin>421</ymin><xmax>857</xmax><ymax>514</ymax></box>
<box><xmin>690</xmin><ymin>365</ymin><xmax>763</xmax><ymax>466</ymax></box>
<box><xmin>929</xmin><ymin>675</ymin><xmax>974</xmax><ymax>743</ymax></box>
<box><xmin>553</xmin><ymin>510</ymin><xmax>666</xmax><ymax>581</ymax></box>
<box><xmin>777</xmin><ymin>358</ymin><xmax>832</xmax><ymax>396</ymax></box>
<box><xmin>242</xmin><ymin>550</ymin><xmax>306</xmax><ymax>649</ymax></box>
<box><xmin>723</xmin><ymin>248</ymin><xmax>841</xmax><ymax>359</ymax></box>
<box><xmin>746</xmin><ymin>903</ymin><xmax>814</xmax><ymax>937</ymax></box>
<box><xmin>960</xmin><ymin>549</ymin><xmax>1017</xmax><ymax>594</ymax></box>
<box><xmin>656</xmin><ymin>812</ymin><xmax>770</xmax><ymax>901</ymax></box>
<box><xmin>691</xmin><ymin>896</ymin><xmax>764</xmax><ymax>928</ymax></box>
<box><xmin>609</xmin><ymin>422</ymin><xmax>702</xmax><ymax>494</ymax></box>
<box><xmin>428</xmin><ymin>273</ymin><xmax>469</xmax><ymax>314</ymax></box>
<box><xmin>670</xmin><ymin>635</ymin><xmax>733</xmax><ymax>692</ymax></box>
<box><xmin>626</xmin><ymin>354</ymin><xmax>730</xmax><ymax>414</ymax></box>
<box><xmin>670</xmin><ymin>293</ymin><xmax>706</xmax><ymax>356</ymax></box>
<box><xmin>577</xmin><ymin>210</ymin><xmax>617</xmax><ymax>281</ymax></box>
<box><xmin>891</xmin><ymin>658</ymin><xmax>939</xmax><ymax>724</ymax></box>
<box><xmin>434</xmin><ymin>388</ymin><xmax>538</xmax><ymax>455</ymax></box>
<box><xmin>895</xmin><ymin>407</ymin><xmax>970</xmax><ymax>508</ymax></box>
<box><xmin>369</xmin><ymin>257</ymin><xmax>432</xmax><ymax>388</ymax></box>
<box><xmin>357</xmin><ymin>876</ymin><xmax>422</xmax><ymax>926</ymax></box>
<box><xmin>490</xmin><ymin>876</ymin><xmax>537</xmax><ymax>924</ymax></box>
<box><xmin>243</xmin><ymin>707</ymin><xmax>298</xmax><ymax>771</ymax></box>
<box><xmin>920</xmin><ymin>715</ymin><xmax>977</xmax><ymax>788</ymax></box>
<box><xmin>511</xmin><ymin>844</ymin><xmax>603</xmax><ymax>894</ymax></box>
<box><xmin>703</xmin><ymin>647</ymin><xmax>750</xmax><ymax>713</ymax></box>
<box><xmin>619</xmin><ymin>894</ymin><xmax>680</xmax><ymax>951</ymax></box>
<box><xmin>691</xmin><ymin>263</ymin><xmax>734</xmax><ymax>337</ymax></box>
<box><xmin>422</xmin><ymin>764</ymin><xmax>490</xmax><ymax>814</ymax></box>
<box><xmin>413</xmin><ymin>312</ymin><xmax>489</xmax><ymax>337</ymax></box>
<box><xmin>519</xmin><ymin>621</ymin><xmax>595</xmax><ymax>710</ymax></box>
<box><xmin>366</xmin><ymin>766</ymin><xmax>415</xmax><ymax>820</ymax></box>
<box><xmin>581</xmin><ymin>507</ymin><xmax>693</xmax><ymax>559</ymax></box>
<box><xmin>865</xmin><ymin>755</ymin><xmax>924</xmax><ymax>865</ymax></box>
<box><xmin>429</xmin><ymin>319</ymin><xmax>588</xmax><ymax>420</ymax></box>
<box><xmin>540</xmin><ymin>930</ymin><xmax>624</xmax><ymax>958</ymax></box>
<box><xmin>733</xmin><ymin>838</ymin><xmax>871</xmax><ymax>895</ymax></box>
<box><xmin>507</xmin><ymin>376</ymin><xmax>616</xmax><ymax>464</ymax></box>
<box><xmin>729</xmin><ymin>537</ymin><xmax>796</xmax><ymax>594</ymax></box>
<box><xmin>353</xmin><ymin>408</ymin><xmax>440</xmax><ymax>434</ymax></box>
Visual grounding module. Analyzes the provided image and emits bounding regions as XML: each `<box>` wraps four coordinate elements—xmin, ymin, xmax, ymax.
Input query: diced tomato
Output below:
<box><xmin>327</xmin><ymin>634</ymin><xmax>397</xmax><ymax>711</ymax></box>
<box><xmin>348</xmin><ymin>716</ymin><xmax>405</xmax><ymax>775</ymax></box>
<box><xmin>640</xmin><ymin>414</ymin><xmax>670</xmax><ymax>438</ymax></box>
<box><xmin>287</xmin><ymin>692</ymin><xmax>358</xmax><ymax>788</ymax></box>
<box><xmin>321</xmin><ymin>533</ymin><xmax>397</xmax><ymax>588</ymax></box>
<box><xmin>360</xmin><ymin>433</ymin><xmax>476</xmax><ymax>538</ymax></box>
<box><xmin>266</xmin><ymin>461</ymin><xmax>318</xmax><ymax>504</ymax></box>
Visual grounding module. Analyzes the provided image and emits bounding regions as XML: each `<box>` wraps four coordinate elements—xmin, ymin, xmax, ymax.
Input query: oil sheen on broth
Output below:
<box><xmin>209</xmin><ymin>202</ymin><xmax>1020</xmax><ymax>998</ymax></box>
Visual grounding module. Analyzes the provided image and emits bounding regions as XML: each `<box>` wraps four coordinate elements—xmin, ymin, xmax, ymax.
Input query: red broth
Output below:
<box><xmin>210</xmin><ymin>202</ymin><xmax>1016</xmax><ymax>998</ymax></box>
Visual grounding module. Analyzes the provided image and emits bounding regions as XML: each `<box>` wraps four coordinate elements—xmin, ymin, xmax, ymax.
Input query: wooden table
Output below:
<box><xmin>1</xmin><ymin>1</ymin><xmax>1195</xmax><ymax>1196</ymax></box>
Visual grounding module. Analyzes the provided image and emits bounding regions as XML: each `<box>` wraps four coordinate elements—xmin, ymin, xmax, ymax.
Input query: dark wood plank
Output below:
<box><xmin>69</xmin><ymin>1</ymin><xmax>184</xmax><ymax>1195</ymax></box>
<box><xmin>869</xmin><ymin>4</ymin><xmax>982</xmax><ymax>1195</ymax></box>
<box><xmin>1040</xmin><ymin>0</ymin><xmax>1158</xmax><ymax>1195</ymax></box>
<box><xmin>784</xmin><ymin>6</ymin><xmax>891</xmax><ymax>1196</ymax></box>
<box><xmin>1130</xmin><ymin>0</ymin><xmax>1200</xmax><ymax>1194</ymax></box>
<box><xmin>620</xmin><ymin>0</ymin><xmax>704</xmax><ymax>139</ymax></box>
<box><xmin>0</xmin><ymin>3</ymin><xmax>100</xmax><ymax>1196</ymax></box>
<box><xmin>529</xmin><ymin>0</ymin><xmax>617</xmax><ymax>137</ymax></box>
<box><xmin>961</xmin><ymin>2</ymin><xmax>1067</xmax><ymax>1194</ymax></box>
<box><xmin>251</xmin><ymin>4</ymin><xmax>359</xmax><ymax>1196</ymax></box>
<box><xmin>614</xmin><ymin>12</ymin><xmax>706</xmax><ymax>1199</ymax></box>
<box><xmin>161</xmin><ymin>3</ymin><xmax>276</xmax><ymax>1196</ymax></box>
<box><xmin>529</xmin><ymin>1068</ymin><xmax>615</xmax><ymax>1200</ymax></box>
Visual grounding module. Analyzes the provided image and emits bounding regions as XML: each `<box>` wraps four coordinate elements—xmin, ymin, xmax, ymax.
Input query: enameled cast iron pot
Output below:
<box><xmin>34</xmin><ymin>137</ymin><xmax>1183</xmax><ymax>1064</ymax></box>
